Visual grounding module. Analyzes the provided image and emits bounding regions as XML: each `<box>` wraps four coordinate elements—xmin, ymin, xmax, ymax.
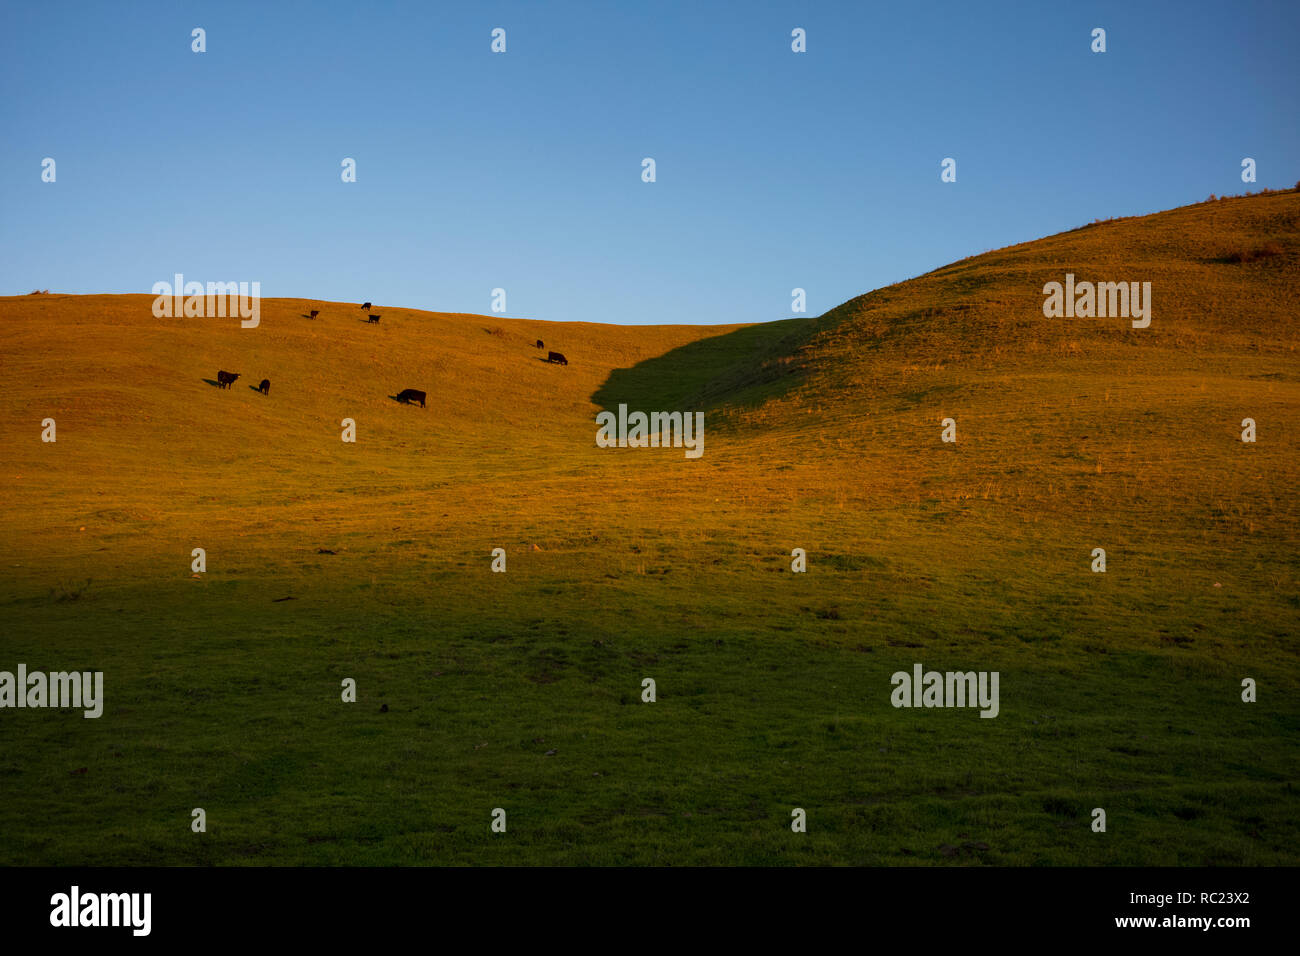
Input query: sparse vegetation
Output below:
<box><xmin>1221</xmin><ymin>242</ymin><xmax>1284</xmax><ymax>263</ymax></box>
<box><xmin>49</xmin><ymin>578</ymin><xmax>92</xmax><ymax>603</ymax></box>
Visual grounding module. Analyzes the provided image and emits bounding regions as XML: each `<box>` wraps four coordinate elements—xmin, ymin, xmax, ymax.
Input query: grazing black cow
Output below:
<box><xmin>258</xmin><ymin>379</ymin><xmax>270</xmax><ymax>395</ymax></box>
<box><xmin>367</xmin><ymin>314</ymin><xmax>381</xmax><ymax>324</ymax></box>
<box><xmin>547</xmin><ymin>351</ymin><xmax>568</xmax><ymax>366</ymax></box>
<box><xmin>361</xmin><ymin>302</ymin><xmax>372</xmax><ymax>310</ymax></box>
<box><xmin>216</xmin><ymin>370</ymin><xmax>240</xmax><ymax>389</ymax></box>
<box><xmin>535</xmin><ymin>339</ymin><xmax>544</xmax><ymax>349</ymax></box>
<box><xmin>309</xmin><ymin>309</ymin><xmax>319</xmax><ymax>319</ymax></box>
<box><xmin>396</xmin><ymin>388</ymin><xmax>426</xmax><ymax>408</ymax></box>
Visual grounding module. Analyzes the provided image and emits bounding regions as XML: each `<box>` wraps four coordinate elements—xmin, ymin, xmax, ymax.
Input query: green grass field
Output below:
<box><xmin>1</xmin><ymin>191</ymin><xmax>1297</xmax><ymax>865</ymax></box>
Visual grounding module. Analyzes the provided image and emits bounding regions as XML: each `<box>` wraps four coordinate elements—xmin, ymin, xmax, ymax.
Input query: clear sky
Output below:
<box><xmin>2</xmin><ymin>0</ymin><xmax>1297</xmax><ymax>325</ymax></box>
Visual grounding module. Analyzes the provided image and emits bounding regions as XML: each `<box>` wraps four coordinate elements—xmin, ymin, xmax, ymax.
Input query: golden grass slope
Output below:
<box><xmin>0</xmin><ymin>190</ymin><xmax>1296</xmax><ymax>624</ymax></box>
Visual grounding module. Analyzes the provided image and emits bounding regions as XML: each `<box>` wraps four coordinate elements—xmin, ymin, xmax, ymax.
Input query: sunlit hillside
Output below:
<box><xmin>0</xmin><ymin>191</ymin><xmax>1296</xmax><ymax>865</ymax></box>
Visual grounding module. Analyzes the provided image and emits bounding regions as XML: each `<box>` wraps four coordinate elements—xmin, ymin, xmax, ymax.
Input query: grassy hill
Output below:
<box><xmin>0</xmin><ymin>190</ymin><xmax>1296</xmax><ymax>865</ymax></box>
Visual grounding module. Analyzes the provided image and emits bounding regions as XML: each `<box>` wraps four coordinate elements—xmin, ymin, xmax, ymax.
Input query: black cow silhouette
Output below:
<box><xmin>216</xmin><ymin>370</ymin><xmax>240</xmax><ymax>389</ymax></box>
<box><xmin>258</xmin><ymin>379</ymin><xmax>270</xmax><ymax>395</ymax></box>
<box><xmin>547</xmin><ymin>351</ymin><xmax>568</xmax><ymax>366</ymax></box>
<box><xmin>361</xmin><ymin>301</ymin><xmax>372</xmax><ymax>310</ymax></box>
<box><xmin>535</xmin><ymin>339</ymin><xmax>544</xmax><ymax>349</ymax></box>
<box><xmin>395</xmin><ymin>388</ymin><xmax>426</xmax><ymax>408</ymax></box>
<box><xmin>367</xmin><ymin>314</ymin><xmax>381</xmax><ymax>324</ymax></box>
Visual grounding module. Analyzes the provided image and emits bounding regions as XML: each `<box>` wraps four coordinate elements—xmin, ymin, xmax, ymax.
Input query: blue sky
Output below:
<box><xmin>2</xmin><ymin>0</ymin><xmax>1296</xmax><ymax>325</ymax></box>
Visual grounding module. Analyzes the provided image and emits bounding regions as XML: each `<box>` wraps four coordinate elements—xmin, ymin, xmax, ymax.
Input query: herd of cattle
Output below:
<box><xmin>215</xmin><ymin>371</ymin><xmax>270</xmax><ymax>394</ymax></box>
<box><xmin>212</xmin><ymin>302</ymin><xmax>569</xmax><ymax>407</ymax></box>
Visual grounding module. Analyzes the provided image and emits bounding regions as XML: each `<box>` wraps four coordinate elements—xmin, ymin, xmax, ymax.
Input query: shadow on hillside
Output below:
<box><xmin>201</xmin><ymin>378</ymin><xmax>221</xmax><ymax>388</ymax></box>
<box><xmin>591</xmin><ymin>316</ymin><xmax>822</xmax><ymax>413</ymax></box>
